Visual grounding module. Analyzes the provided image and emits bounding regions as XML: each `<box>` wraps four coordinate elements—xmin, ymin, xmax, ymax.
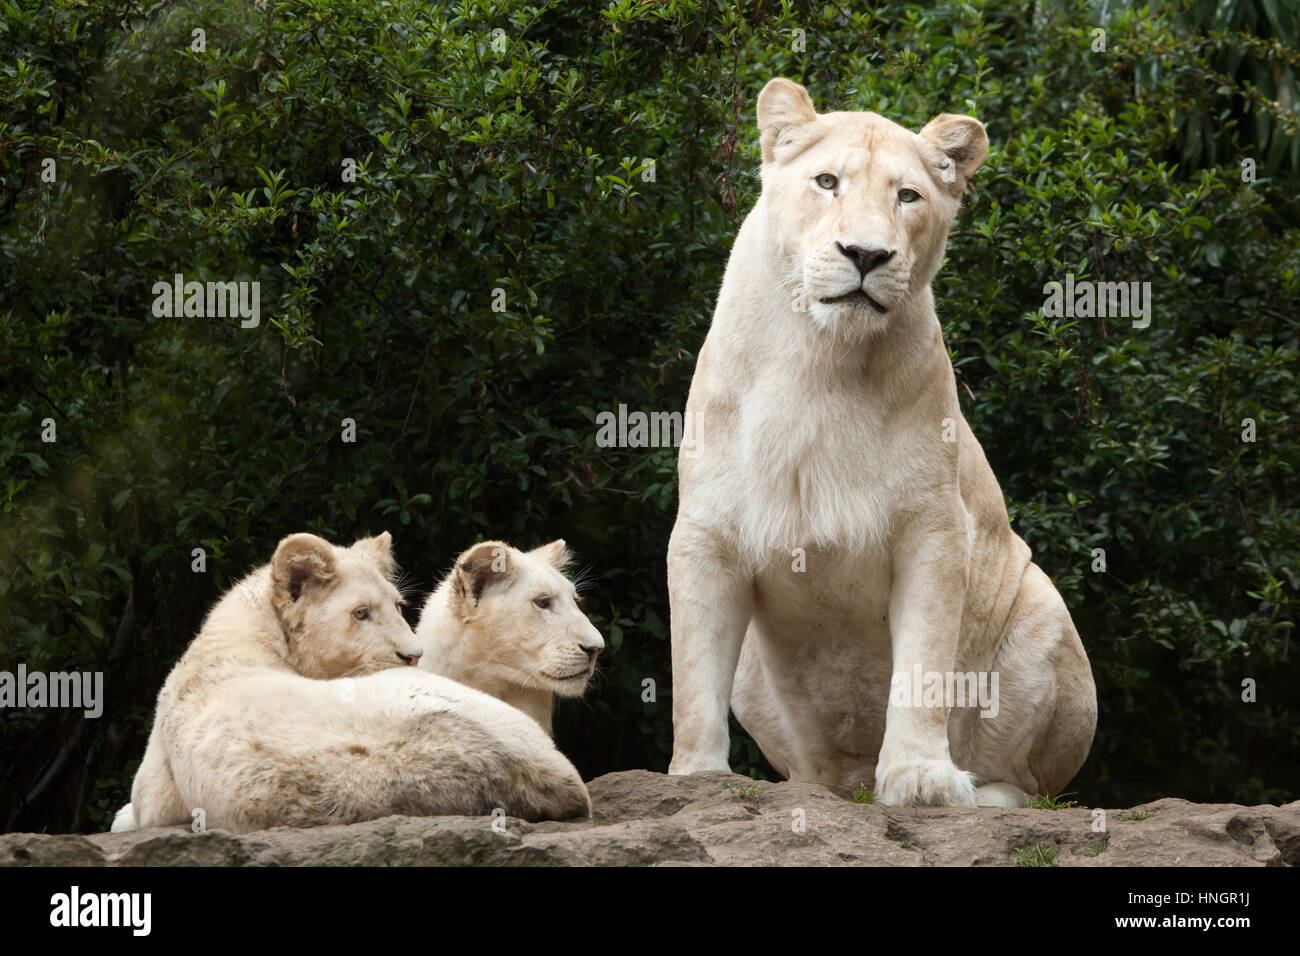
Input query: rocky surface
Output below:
<box><xmin>4</xmin><ymin>771</ymin><xmax>1297</xmax><ymax>866</ymax></box>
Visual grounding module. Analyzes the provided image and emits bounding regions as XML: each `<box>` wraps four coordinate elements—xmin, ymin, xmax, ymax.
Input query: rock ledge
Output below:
<box><xmin>4</xmin><ymin>771</ymin><xmax>1297</xmax><ymax>866</ymax></box>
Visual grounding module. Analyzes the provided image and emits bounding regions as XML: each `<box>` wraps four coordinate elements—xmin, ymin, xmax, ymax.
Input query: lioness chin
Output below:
<box><xmin>667</xmin><ymin>78</ymin><xmax>1096</xmax><ymax>808</ymax></box>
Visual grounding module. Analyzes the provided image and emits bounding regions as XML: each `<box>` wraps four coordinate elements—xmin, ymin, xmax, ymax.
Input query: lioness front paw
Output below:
<box><xmin>875</xmin><ymin>758</ymin><xmax>977</xmax><ymax>807</ymax></box>
<box><xmin>668</xmin><ymin>753</ymin><xmax>731</xmax><ymax>775</ymax></box>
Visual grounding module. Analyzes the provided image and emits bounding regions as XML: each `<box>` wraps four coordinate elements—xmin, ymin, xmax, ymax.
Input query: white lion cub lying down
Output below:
<box><xmin>111</xmin><ymin>531</ymin><xmax>589</xmax><ymax>834</ymax></box>
<box><xmin>415</xmin><ymin>539</ymin><xmax>603</xmax><ymax>736</ymax></box>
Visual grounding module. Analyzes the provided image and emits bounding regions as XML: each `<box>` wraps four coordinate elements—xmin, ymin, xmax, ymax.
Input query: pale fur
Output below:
<box><xmin>667</xmin><ymin>78</ymin><xmax>1097</xmax><ymax>808</ymax></box>
<box><xmin>111</xmin><ymin>532</ymin><xmax>589</xmax><ymax>834</ymax></box>
<box><xmin>415</xmin><ymin>539</ymin><xmax>603</xmax><ymax>736</ymax></box>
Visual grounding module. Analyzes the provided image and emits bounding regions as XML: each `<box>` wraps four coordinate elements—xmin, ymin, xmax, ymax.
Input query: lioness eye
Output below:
<box><xmin>815</xmin><ymin>173</ymin><xmax>838</xmax><ymax>191</ymax></box>
<box><xmin>353</xmin><ymin>607</ymin><xmax>370</xmax><ymax>621</ymax></box>
<box><xmin>898</xmin><ymin>188</ymin><xmax>921</xmax><ymax>203</ymax></box>
<box><xmin>533</xmin><ymin>596</ymin><xmax>552</xmax><ymax>610</ymax></box>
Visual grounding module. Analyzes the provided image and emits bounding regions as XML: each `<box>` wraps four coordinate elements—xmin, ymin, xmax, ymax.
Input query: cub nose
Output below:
<box><xmin>837</xmin><ymin>243</ymin><xmax>895</xmax><ymax>276</ymax></box>
<box><xmin>396</xmin><ymin>651</ymin><xmax>421</xmax><ymax>666</ymax></box>
<box><xmin>579</xmin><ymin>643</ymin><xmax>602</xmax><ymax>661</ymax></box>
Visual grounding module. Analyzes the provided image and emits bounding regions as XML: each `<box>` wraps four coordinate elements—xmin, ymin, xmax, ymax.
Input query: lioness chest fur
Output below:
<box><xmin>667</xmin><ymin>78</ymin><xmax>1097</xmax><ymax>807</ymax></box>
<box><xmin>112</xmin><ymin>532</ymin><xmax>589</xmax><ymax>833</ymax></box>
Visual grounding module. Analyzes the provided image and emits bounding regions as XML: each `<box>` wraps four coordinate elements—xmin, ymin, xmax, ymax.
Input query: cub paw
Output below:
<box><xmin>875</xmin><ymin>758</ymin><xmax>977</xmax><ymax>807</ymax></box>
<box><xmin>110</xmin><ymin>802</ymin><xmax>137</xmax><ymax>833</ymax></box>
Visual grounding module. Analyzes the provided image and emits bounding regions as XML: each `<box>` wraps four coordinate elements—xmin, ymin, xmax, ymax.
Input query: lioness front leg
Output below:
<box><xmin>667</xmin><ymin>521</ymin><xmax>753</xmax><ymax>774</ymax></box>
<box><xmin>875</xmin><ymin>516</ymin><xmax>978</xmax><ymax>807</ymax></box>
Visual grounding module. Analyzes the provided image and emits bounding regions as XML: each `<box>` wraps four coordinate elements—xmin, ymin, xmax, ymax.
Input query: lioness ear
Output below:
<box><xmin>757</xmin><ymin>77</ymin><xmax>818</xmax><ymax>164</ymax></box>
<box><xmin>918</xmin><ymin>114</ymin><xmax>988</xmax><ymax>193</ymax></box>
<box><xmin>451</xmin><ymin>540</ymin><xmax>514</xmax><ymax>617</ymax></box>
<box><xmin>529</xmin><ymin>539</ymin><xmax>572</xmax><ymax>572</ymax></box>
<box><xmin>351</xmin><ymin>531</ymin><xmax>396</xmax><ymax>580</ymax></box>
<box><xmin>271</xmin><ymin>533</ymin><xmax>337</xmax><ymax>606</ymax></box>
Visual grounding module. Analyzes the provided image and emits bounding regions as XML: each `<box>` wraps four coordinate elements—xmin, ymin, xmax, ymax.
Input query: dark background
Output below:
<box><xmin>2</xmin><ymin>0</ymin><xmax>1298</xmax><ymax>833</ymax></box>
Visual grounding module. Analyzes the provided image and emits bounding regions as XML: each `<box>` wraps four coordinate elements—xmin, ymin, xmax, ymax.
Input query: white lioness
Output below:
<box><xmin>111</xmin><ymin>532</ymin><xmax>589</xmax><ymax>834</ymax></box>
<box><xmin>667</xmin><ymin>78</ymin><xmax>1096</xmax><ymax>808</ymax></box>
<box><xmin>416</xmin><ymin>539</ymin><xmax>602</xmax><ymax>736</ymax></box>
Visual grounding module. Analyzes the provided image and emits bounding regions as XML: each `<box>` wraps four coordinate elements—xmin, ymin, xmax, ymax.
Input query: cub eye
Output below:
<box><xmin>533</xmin><ymin>596</ymin><xmax>552</xmax><ymax>610</ymax></box>
<box><xmin>815</xmin><ymin>173</ymin><xmax>838</xmax><ymax>191</ymax></box>
<box><xmin>898</xmin><ymin>188</ymin><xmax>921</xmax><ymax>203</ymax></box>
<box><xmin>353</xmin><ymin>607</ymin><xmax>370</xmax><ymax>621</ymax></box>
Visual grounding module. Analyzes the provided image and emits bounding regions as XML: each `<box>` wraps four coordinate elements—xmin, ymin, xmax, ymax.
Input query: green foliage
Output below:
<box><xmin>1026</xmin><ymin>793</ymin><xmax>1078</xmax><ymax>810</ymax></box>
<box><xmin>1121</xmin><ymin>808</ymin><xmax>1159</xmax><ymax>821</ymax></box>
<box><xmin>1</xmin><ymin>0</ymin><xmax>1297</xmax><ymax>832</ymax></box>
<box><xmin>1014</xmin><ymin>843</ymin><xmax>1060</xmax><ymax>867</ymax></box>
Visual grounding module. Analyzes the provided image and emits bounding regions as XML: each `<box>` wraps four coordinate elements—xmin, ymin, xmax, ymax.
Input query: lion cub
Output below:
<box><xmin>112</xmin><ymin>531</ymin><xmax>590</xmax><ymax>833</ymax></box>
<box><xmin>415</xmin><ymin>539</ymin><xmax>603</xmax><ymax>736</ymax></box>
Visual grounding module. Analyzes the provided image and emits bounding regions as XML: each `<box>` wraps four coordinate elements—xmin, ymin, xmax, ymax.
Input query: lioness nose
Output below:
<box><xmin>579</xmin><ymin>643</ymin><xmax>601</xmax><ymax>661</ymax></box>
<box><xmin>397</xmin><ymin>651</ymin><xmax>421</xmax><ymax>666</ymax></box>
<box><xmin>838</xmin><ymin>243</ymin><xmax>894</xmax><ymax>276</ymax></box>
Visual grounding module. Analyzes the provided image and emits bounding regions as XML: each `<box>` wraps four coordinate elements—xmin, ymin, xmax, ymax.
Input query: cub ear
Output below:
<box><xmin>351</xmin><ymin>531</ymin><xmax>396</xmax><ymax>580</ymax></box>
<box><xmin>757</xmin><ymin>77</ymin><xmax>818</xmax><ymax>164</ymax></box>
<box><xmin>529</xmin><ymin>539</ymin><xmax>572</xmax><ymax>572</ymax></box>
<box><xmin>271</xmin><ymin>533</ymin><xmax>337</xmax><ymax>606</ymax></box>
<box><xmin>918</xmin><ymin>114</ymin><xmax>988</xmax><ymax>193</ymax></box>
<box><xmin>451</xmin><ymin>540</ymin><xmax>514</xmax><ymax>617</ymax></box>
